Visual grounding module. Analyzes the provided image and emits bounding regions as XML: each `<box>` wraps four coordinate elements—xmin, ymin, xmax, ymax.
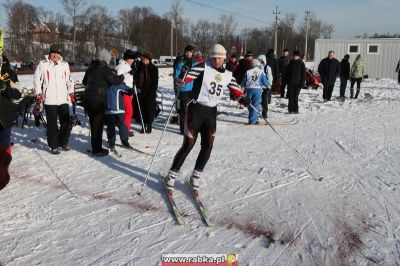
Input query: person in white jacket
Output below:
<box><xmin>257</xmin><ymin>54</ymin><xmax>273</xmax><ymax>119</ymax></box>
<box><xmin>34</xmin><ymin>44</ymin><xmax>74</xmax><ymax>154</ymax></box>
<box><xmin>115</xmin><ymin>50</ymin><xmax>136</xmax><ymax>136</ymax></box>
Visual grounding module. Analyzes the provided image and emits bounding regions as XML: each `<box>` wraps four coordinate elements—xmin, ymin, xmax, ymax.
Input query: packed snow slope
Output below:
<box><xmin>1</xmin><ymin>68</ymin><xmax>399</xmax><ymax>265</ymax></box>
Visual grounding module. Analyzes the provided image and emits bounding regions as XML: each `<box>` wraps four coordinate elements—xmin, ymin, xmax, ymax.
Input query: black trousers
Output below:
<box><xmin>171</xmin><ymin>102</ymin><xmax>217</xmax><ymax>172</ymax></box>
<box><xmin>350</xmin><ymin>78</ymin><xmax>362</xmax><ymax>89</ymax></box>
<box><xmin>322</xmin><ymin>84</ymin><xmax>334</xmax><ymax>101</ymax></box>
<box><xmin>261</xmin><ymin>90</ymin><xmax>268</xmax><ymax>118</ymax></box>
<box><xmin>139</xmin><ymin>92</ymin><xmax>156</xmax><ymax>128</ymax></box>
<box><xmin>85</xmin><ymin>100</ymin><xmax>106</xmax><ymax>153</ymax></box>
<box><xmin>280</xmin><ymin>78</ymin><xmax>288</xmax><ymax>97</ymax></box>
<box><xmin>287</xmin><ymin>85</ymin><xmax>301</xmax><ymax>113</ymax></box>
<box><xmin>44</xmin><ymin>104</ymin><xmax>70</xmax><ymax>149</ymax></box>
<box><xmin>179</xmin><ymin>91</ymin><xmax>193</xmax><ymax>134</ymax></box>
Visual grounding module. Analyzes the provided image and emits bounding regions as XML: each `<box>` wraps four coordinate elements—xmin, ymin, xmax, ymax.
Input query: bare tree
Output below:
<box><xmin>169</xmin><ymin>0</ymin><xmax>184</xmax><ymax>54</ymax></box>
<box><xmin>3</xmin><ymin>0</ymin><xmax>39</xmax><ymax>58</ymax></box>
<box><xmin>190</xmin><ymin>19</ymin><xmax>212</xmax><ymax>54</ymax></box>
<box><xmin>60</xmin><ymin>0</ymin><xmax>86</xmax><ymax>61</ymax></box>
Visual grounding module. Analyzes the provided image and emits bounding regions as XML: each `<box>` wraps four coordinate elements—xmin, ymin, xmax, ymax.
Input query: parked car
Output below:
<box><xmin>68</xmin><ymin>61</ymin><xmax>87</xmax><ymax>71</ymax></box>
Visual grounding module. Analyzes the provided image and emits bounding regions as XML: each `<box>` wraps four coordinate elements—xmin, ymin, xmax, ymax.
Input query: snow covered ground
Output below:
<box><xmin>1</xmin><ymin>68</ymin><xmax>399</xmax><ymax>265</ymax></box>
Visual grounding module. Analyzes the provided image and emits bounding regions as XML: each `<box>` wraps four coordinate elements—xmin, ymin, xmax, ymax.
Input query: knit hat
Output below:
<box><xmin>210</xmin><ymin>44</ymin><xmax>227</xmax><ymax>59</ymax></box>
<box><xmin>99</xmin><ymin>49</ymin><xmax>112</xmax><ymax>63</ymax></box>
<box><xmin>184</xmin><ymin>45</ymin><xmax>194</xmax><ymax>52</ymax></box>
<box><xmin>251</xmin><ymin>59</ymin><xmax>261</xmax><ymax>68</ymax></box>
<box><xmin>245</xmin><ymin>51</ymin><xmax>254</xmax><ymax>57</ymax></box>
<box><xmin>123</xmin><ymin>49</ymin><xmax>136</xmax><ymax>60</ymax></box>
<box><xmin>49</xmin><ymin>44</ymin><xmax>62</xmax><ymax>54</ymax></box>
<box><xmin>141</xmin><ymin>51</ymin><xmax>153</xmax><ymax>60</ymax></box>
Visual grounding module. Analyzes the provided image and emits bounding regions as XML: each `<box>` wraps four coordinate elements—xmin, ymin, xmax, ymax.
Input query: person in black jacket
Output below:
<box><xmin>0</xmin><ymin>55</ymin><xmax>21</xmax><ymax>154</ymax></box>
<box><xmin>339</xmin><ymin>54</ymin><xmax>350</xmax><ymax>99</ymax></box>
<box><xmin>285</xmin><ymin>50</ymin><xmax>306</xmax><ymax>114</ymax></box>
<box><xmin>396</xmin><ymin>59</ymin><xmax>400</xmax><ymax>84</ymax></box>
<box><xmin>82</xmin><ymin>50</ymin><xmax>125</xmax><ymax>156</ymax></box>
<box><xmin>266</xmin><ymin>49</ymin><xmax>280</xmax><ymax>95</ymax></box>
<box><xmin>235</xmin><ymin>51</ymin><xmax>253</xmax><ymax>84</ymax></box>
<box><xmin>278</xmin><ymin>48</ymin><xmax>290</xmax><ymax>98</ymax></box>
<box><xmin>136</xmin><ymin>51</ymin><xmax>159</xmax><ymax>133</ymax></box>
<box><xmin>318</xmin><ymin>50</ymin><xmax>341</xmax><ymax>102</ymax></box>
<box><xmin>0</xmin><ymin>55</ymin><xmax>21</xmax><ymax>190</ymax></box>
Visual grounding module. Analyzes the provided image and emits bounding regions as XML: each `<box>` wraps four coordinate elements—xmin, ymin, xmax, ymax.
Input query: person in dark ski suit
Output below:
<box><xmin>0</xmin><ymin>55</ymin><xmax>21</xmax><ymax>190</ymax></box>
<box><xmin>318</xmin><ymin>50</ymin><xmax>341</xmax><ymax>101</ymax></box>
<box><xmin>136</xmin><ymin>51</ymin><xmax>159</xmax><ymax>134</ymax></box>
<box><xmin>82</xmin><ymin>50</ymin><xmax>125</xmax><ymax>156</ymax></box>
<box><xmin>165</xmin><ymin>44</ymin><xmax>250</xmax><ymax>195</ymax></box>
<box><xmin>285</xmin><ymin>50</ymin><xmax>306</xmax><ymax>113</ymax></box>
<box><xmin>339</xmin><ymin>54</ymin><xmax>350</xmax><ymax>99</ymax></box>
<box><xmin>235</xmin><ymin>51</ymin><xmax>253</xmax><ymax>85</ymax></box>
<box><xmin>266</xmin><ymin>49</ymin><xmax>280</xmax><ymax>97</ymax></box>
<box><xmin>396</xmin><ymin>59</ymin><xmax>400</xmax><ymax>84</ymax></box>
<box><xmin>278</xmin><ymin>48</ymin><xmax>290</xmax><ymax>98</ymax></box>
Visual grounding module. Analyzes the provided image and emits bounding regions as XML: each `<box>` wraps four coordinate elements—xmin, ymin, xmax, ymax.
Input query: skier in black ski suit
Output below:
<box><xmin>165</xmin><ymin>44</ymin><xmax>250</xmax><ymax>195</ymax></box>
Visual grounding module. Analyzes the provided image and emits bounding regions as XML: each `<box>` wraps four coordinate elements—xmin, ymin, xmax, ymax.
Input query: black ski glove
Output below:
<box><xmin>238</xmin><ymin>95</ymin><xmax>251</xmax><ymax>107</ymax></box>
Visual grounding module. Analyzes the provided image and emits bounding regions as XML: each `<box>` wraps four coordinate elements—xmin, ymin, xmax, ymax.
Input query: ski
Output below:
<box><xmin>86</xmin><ymin>148</ymin><xmax>121</xmax><ymax>158</ymax></box>
<box><xmin>185</xmin><ymin>178</ymin><xmax>213</xmax><ymax>227</ymax></box>
<box><xmin>161</xmin><ymin>175</ymin><xmax>185</xmax><ymax>226</ymax></box>
<box><xmin>115</xmin><ymin>143</ymin><xmax>152</xmax><ymax>155</ymax></box>
<box><xmin>109</xmin><ymin>147</ymin><xmax>122</xmax><ymax>157</ymax></box>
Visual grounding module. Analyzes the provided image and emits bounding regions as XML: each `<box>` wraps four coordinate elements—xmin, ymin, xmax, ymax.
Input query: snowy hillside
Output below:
<box><xmin>1</xmin><ymin>68</ymin><xmax>399</xmax><ymax>265</ymax></box>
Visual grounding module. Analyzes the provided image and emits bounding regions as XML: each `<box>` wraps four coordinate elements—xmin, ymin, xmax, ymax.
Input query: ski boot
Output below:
<box><xmin>189</xmin><ymin>169</ymin><xmax>202</xmax><ymax>197</ymax></box>
<box><xmin>165</xmin><ymin>170</ymin><xmax>178</xmax><ymax>195</ymax></box>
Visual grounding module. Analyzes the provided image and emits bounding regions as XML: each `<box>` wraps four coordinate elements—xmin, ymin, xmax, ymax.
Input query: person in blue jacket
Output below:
<box><xmin>174</xmin><ymin>45</ymin><xmax>199</xmax><ymax>134</ymax></box>
<box><xmin>241</xmin><ymin>59</ymin><xmax>270</xmax><ymax>124</ymax></box>
<box><xmin>105</xmin><ymin>73</ymin><xmax>134</xmax><ymax>150</ymax></box>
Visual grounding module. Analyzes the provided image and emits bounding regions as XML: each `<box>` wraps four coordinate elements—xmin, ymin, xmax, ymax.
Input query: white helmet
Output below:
<box><xmin>210</xmin><ymin>44</ymin><xmax>227</xmax><ymax>59</ymax></box>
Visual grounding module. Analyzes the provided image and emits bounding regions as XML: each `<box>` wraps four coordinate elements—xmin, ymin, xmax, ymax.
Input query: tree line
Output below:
<box><xmin>2</xmin><ymin>0</ymin><xmax>337</xmax><ymax>62</ymax></box>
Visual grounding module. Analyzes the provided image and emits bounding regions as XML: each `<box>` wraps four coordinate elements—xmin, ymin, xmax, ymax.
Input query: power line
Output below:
<box><xmin>184</xmin><ymin>0</ymin><xmax>269</xmax><ymax>25</ymax></box>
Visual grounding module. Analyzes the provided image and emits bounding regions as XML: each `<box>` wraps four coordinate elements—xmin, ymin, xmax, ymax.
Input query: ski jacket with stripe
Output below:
<box><xmin>174</xmin><ymin>57</ymin><xmax>201</xmax><ymax>92</ymax></box>
<box><xmin>34</xmin><ymin>55</ymin><xmax>74</xmax><ymax>105</ymax></box>
<box><xmin>105</xmin><ymin>82</ymin><xmax>132</xmax><ymax>114</ymax></box>
<box><xmin>178</xmin><ymin>60</ymin><xmax>243</xmax><ymax>107</ymax></box>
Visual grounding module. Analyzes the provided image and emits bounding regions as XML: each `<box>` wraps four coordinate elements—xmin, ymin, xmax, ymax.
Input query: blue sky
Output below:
<box><xmin>0</xmin><ymin>0</ymin><xmax>398</xmax><ymax>37</ymax></box>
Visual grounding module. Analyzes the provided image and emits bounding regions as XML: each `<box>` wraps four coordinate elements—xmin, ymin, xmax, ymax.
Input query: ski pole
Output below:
<box><xmin>133</xmin><ymin>85</ymin><xmax>149</xmax><ymax>148</ymax></box>
<box><xmin>137</xmin><ymin>69</ymin><xmax>189</xmax><ymax>195</ymax></box>
<box><xmin>136</xmin><ymin>90</ymin><xmax>180</xmax><ymax>195</ymax></box>
<box><xmin>249</xmin><ymin>103</ymin><xmax>323</xmax><ymax>181</ymax></box>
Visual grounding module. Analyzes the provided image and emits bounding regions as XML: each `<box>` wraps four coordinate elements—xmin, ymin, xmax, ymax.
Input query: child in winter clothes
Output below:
<box><xmin>257</xmin><ymin>55</ymin><xmax>273</xmax><ymax>119</ymax></box>
<box><xmin>105</xmin><ymin>71</ymin><xmax>134</xmax><ymax>150</ymax></box>
<box><xmin>241</xmin><ymin>59</ymin><xmax>270</xmax><ymax>124</ymax></box>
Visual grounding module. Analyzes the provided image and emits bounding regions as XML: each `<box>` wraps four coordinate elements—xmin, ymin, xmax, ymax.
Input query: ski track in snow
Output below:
<box><xmin>1</xmin><ymin>70</ymin><xmax>400</xmax><ymax>265</ymax></box>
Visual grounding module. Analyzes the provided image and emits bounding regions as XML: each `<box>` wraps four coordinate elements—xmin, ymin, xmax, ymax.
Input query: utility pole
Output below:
<box><xmin>304</xmin><ymin>11</ymin><xmax>311</xmax><ymax>60</ymax></box>
<box><xmin>289</xmin><ymin>13</ymin><xmax>295</xmax><ymax>50</ymax></box>
<box><xmin>273</xmin><ymin>6</ymin><xmax>280</xmax><ymax>53</ymax></box>
<box><xmin>170</xmin><ymin>21</ymin><xmax>173</xmax><ymax>63</ymax></box>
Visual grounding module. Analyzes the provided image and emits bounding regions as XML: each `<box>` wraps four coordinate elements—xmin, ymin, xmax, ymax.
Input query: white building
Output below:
<box><xmin>314</xmin><ymin>38</ymin><xmax>400</xmax><ymax>80</ymax></box>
